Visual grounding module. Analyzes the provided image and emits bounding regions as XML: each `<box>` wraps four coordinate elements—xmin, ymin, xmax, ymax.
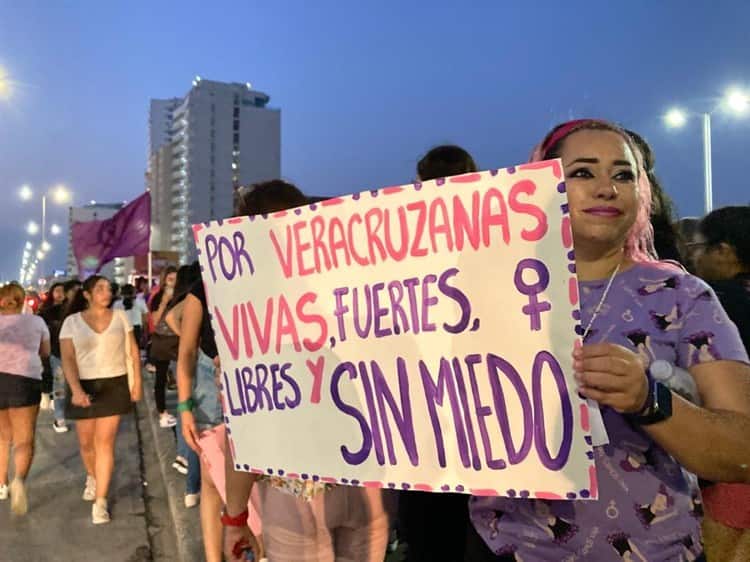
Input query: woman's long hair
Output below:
<box><xmin>65</xmin><ymin>275</ymin><xmax>107</xmax><ymax>317</ymax></box>
<box><xmin>530</xmin><ymin>119</ymin><xmax>657</xmax><ymax>263</ymax></box>
<box><xmin>166</xmin><ymin>262</ymin><xmax>201</xmax><ymax>311</ymax></box>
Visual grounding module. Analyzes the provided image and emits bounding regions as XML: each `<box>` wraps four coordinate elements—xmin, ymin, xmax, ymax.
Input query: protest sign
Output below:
<box><xmin>193</xmin><ymin>160</ymin><xmax>597</xmax><ymax>499</ymax></box>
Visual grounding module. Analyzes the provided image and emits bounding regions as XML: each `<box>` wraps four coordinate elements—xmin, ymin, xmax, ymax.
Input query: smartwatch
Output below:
<box><xmin>629</xmin><ymin>374</ymin><xmax>673</xmax><ymax>426</ymax></box>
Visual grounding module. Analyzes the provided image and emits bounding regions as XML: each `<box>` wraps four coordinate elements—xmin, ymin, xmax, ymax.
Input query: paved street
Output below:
<box><xmin>0</xmin><ymin>369</ymin><xmax>190</xmax><ymax>562</ymax></box>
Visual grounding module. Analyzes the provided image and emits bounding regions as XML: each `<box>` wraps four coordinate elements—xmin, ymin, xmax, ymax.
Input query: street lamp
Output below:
<box><xmin>725</xmin><ymin>88</ymin><xmax>749</xmax><ymax>114</ymax></box>
<box><xmin>663</xmin><ymin>108</ymin><xmax>687</xmax><ymax>129</ymax></box>
<box><xmin>19</xmin><ymin>185</ymin><xmax>33</xmax><ymax>201</ymax></box>
<box><xmin>664</xmin><ymin>86</ymin><xmax>749</xmax><ymax>214</ymax></box>
<box><xmin>19</xmin><ymin>184</ymin><xmax>73</xmax><ymax>278</ymax></box>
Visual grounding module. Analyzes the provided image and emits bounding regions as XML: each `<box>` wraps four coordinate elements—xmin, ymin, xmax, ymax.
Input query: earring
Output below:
<box><xmin>611</xmin><ymin>184</ymin><xmax>619</xmax><ymax>195</ymax></box>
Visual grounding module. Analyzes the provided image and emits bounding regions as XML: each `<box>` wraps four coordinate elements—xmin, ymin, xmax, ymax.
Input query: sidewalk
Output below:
<box><xmin>0</xmin><ymin>404</ymin><xmax>152</xmax><ymax>561</ymax></box>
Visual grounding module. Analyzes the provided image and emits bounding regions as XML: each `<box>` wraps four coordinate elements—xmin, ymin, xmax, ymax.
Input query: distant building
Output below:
<box><xmin>67</xmin><ymin>202</ymin><xmax>134</xmax><ymax>284</ymax></box>
<box><xmin>147</xmin><ymin>78</ymin><xmax>281</xmax><ymax>262</ymax></box>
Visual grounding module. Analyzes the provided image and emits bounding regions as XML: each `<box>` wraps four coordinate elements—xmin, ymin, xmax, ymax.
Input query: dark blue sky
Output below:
<box><xmin>1</xmin><ymin>1</ymin><xmax>748</xmax><ymax>282</ymax></box>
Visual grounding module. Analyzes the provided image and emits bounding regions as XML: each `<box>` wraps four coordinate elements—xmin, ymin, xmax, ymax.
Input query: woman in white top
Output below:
<box><xmin>0</xmin><ymin>282</ymin><xmax>50</xmax><ymax>516</ymax></box>
<box><xmin>60</xmin><ymin>275</ymin><xmax>142</xmax><ymax>525</ymax></box>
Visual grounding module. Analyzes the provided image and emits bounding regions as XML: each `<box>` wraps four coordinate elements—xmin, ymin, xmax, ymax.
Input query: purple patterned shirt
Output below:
<box><xmin>469</xmin><ymin>262</ymin><xmax>749</xmax><ymax>561</ymax></box>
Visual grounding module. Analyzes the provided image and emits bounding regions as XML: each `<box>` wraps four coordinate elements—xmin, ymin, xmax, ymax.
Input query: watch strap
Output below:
<box><xmin>630</xmin><ymin>381</ymin><xmax>673</xmax><ymax>426</ymax></box>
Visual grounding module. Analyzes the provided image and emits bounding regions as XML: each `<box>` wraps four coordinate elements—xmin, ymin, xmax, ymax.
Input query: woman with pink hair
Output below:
<box><xmin>467</xmin><ymin>119</ymin><xmax>750</xmax><ymax>561</ymax></box>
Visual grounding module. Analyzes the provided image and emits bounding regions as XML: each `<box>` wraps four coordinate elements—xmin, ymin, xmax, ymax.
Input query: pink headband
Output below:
<box><xmin>539</xmin><ymin>119</ymin><xmax>610</xmax><ymax>158</ymax></box>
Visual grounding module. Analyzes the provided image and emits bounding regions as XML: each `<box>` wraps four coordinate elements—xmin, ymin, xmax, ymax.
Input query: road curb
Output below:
<box><xmin>139</xmin><ymin>370</ymin><xmax>203</xmax><ymax>562</ymax></box>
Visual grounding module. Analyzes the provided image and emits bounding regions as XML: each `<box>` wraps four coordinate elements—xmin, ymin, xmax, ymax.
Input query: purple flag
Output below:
<box><xmin>72</xmin><ymin>192</ymin><xmax>151</xmax><ymax>275</ymax></box>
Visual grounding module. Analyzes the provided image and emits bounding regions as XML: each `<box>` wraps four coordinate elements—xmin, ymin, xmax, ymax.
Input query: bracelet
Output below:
<box><xmin>176</xmin><ymin>398</ymin><xmax>194</xmax><ymax>413</ymax></box>
<box><xmin>221</xmin><ymin>507</ymin><xmax>249</xmax><ymax>527</ymax></box>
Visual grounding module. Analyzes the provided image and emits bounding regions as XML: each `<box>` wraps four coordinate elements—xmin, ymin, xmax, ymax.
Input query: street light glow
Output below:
<box><xmin>25</xmin><ymin>241</ymin><xmax>32</xmax><ymax>250</ymax></box>
<box><xmin>0</xmin><ymin>65</ymin><xmax>12</xmax><ymax>101</ymax></box>
<box><xmin>19</xmin><ymin>185</ymin><xmax>33</xmax><ymax>200</ymax></box>
<box><xmin>26</xmin><ymin>221</ymin><xmax>39</xmax><ymax>235</ymax></box>
<box><xmin>50</xmin><ymin>224</ymin><xmax>61</xmax><ymax>235</ymax></box>
<box><xmin>36</xmin><ymin>250</ymin><xmax>45</xmax><ymax>260</ymax></box>
<box><xmin>41</xmin><ymin>241</ymin><xmax>51</xmax><ymax>252</ymax></box>
<box><xmin>725</xmin><ymin>88</ymin><xmax>749</xmax><ymax>115</ymax></box>
<box><xmin>52</xmin><ymin>185</ymin><xmax>71</xmax><ymax>204</ymax></box>
<box><xmin>664</xmin><ymin>108</ymin><xmax>687</xmax><ymax>128</ymax></box>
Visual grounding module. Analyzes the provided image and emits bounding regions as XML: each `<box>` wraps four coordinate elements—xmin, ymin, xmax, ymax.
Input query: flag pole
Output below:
<box><xmin>147</xmin><ymin>189</ymin><xmax>153</xmax><ymax>288</ymax></box>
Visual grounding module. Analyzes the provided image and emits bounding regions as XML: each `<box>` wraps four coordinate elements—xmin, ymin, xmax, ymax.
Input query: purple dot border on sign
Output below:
<box><xmin>579</xmin><ymin>489</ymin><xmax>591</xmax><ymax>498</ymax></box>
<box><xmin>294</xmin><ymin>208</ymin><xmax>302</xmax><ymax>215</ymax></box>
<box><xmin>566</xmin><ymin>492</ymin><xmax>577</xmax><ymax>499</ymax></box>
<box><xmin>413</xmin><ymin>181</ymin><xmax>423</xmax><ymax>191</ymax></box>
<box><xmin>557</xmin><ymin>182</ymin><xmax>566</xmax><ymax>193</ymax></box>
<box><xmin>507</xmin><ymin>489</ymin><xmax>517</xmax><ymax>497</ymax></box>
<box><xmin>352</xmin><ymin>192</ymin><xmax>361</xmax><ymax>200</ymax></box>
<box><xmin>455</xmin><ymin>485</ymin><xmax>465</xmax><ymax>492</ymax></box>
<box><xmin>506</xmin><ymin>166</ymin><xmax>515</xmax><ymax>174</ymax></box>
<box><xmin>441</xmin><ymin>484</ymin><xmax>451</xmax><ymax>491</ymax></box>
<box><xmin>243</xmin><ymin>464</ymin><xmax>250</xmax><ymax>471</ymax></box>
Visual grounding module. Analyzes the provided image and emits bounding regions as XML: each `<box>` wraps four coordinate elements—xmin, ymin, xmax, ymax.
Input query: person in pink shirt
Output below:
<box><xmin>0</xmin><ymin>282</ymin><xmax>51</xmax><ymax>516</ymax></box>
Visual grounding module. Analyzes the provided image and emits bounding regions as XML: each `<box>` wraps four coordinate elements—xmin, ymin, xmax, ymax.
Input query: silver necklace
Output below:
<box><xmin>581</xmin><ymin>261</ymin><xmax>622</xmax><ymax>341</ymax></box>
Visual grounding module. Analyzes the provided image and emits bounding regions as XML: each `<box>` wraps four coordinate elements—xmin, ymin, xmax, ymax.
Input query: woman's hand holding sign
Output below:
<box><xmin>574</xmin><ymin>342</ymin><xmax>649</xmax><ymax>414</ymax></box>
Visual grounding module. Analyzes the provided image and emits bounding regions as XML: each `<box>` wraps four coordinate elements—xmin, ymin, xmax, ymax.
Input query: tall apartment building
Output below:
<box><xmin>67</xmin><ymin>202</ymin><xmax>134</xmax><ymax>283</ymax></box>
<box><xmin>147</xmin><ymin>78</ymin><xmax>281</xmax><ymax>262</ymax></box>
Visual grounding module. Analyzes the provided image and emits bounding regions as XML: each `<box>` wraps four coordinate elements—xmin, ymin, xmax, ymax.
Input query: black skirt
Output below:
<box><xmin>0</xmin><ymin>372</ymin><xmax>42</xmax><ymax>410</ymax></box>
<box><xmin>65</xmin><ymin>375</ymin><xmax>132</xmax><ymax>419</ymax></box>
